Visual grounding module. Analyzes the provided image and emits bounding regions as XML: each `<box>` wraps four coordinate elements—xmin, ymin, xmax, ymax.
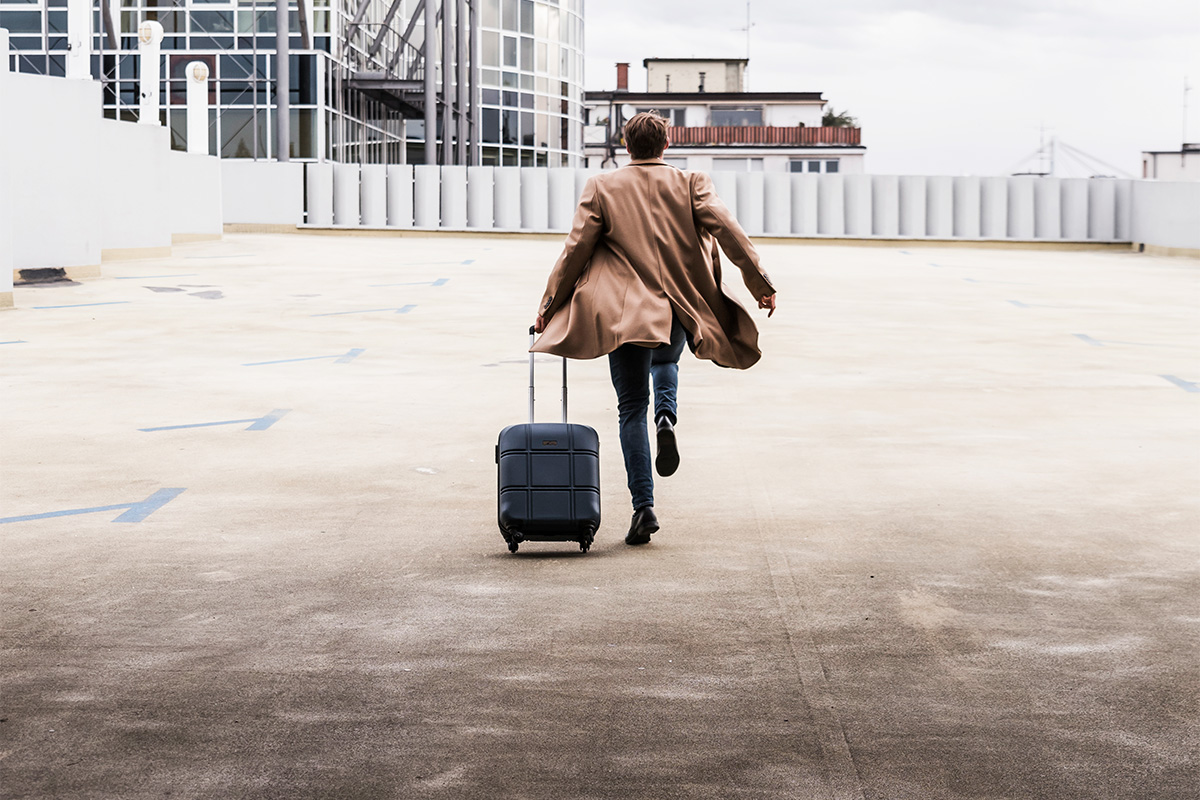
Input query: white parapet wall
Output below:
<box><xmin>222</xmin><ymin>160</ymin><xmax>305</xmax><ymax>226</ymax></box>
<box><xmin>1</xmin><ymin>59</ymin><xmax>222</xmax><ymax>297</ymax></box>
<box><xmin>215</xmin><ymin>161</ymin><xmax>1197</xmax><ymax>253</ymax></box>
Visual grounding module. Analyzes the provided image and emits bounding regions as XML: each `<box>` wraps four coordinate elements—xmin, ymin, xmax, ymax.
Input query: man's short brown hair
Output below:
<box><xmin>623</xmin><ymin>111</ymin><xmax>669</xmax><ymax>160</ymax></box>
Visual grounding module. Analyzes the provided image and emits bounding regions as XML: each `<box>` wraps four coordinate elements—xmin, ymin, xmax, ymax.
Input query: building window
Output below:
<box><xmin>791</xmin><ymin>159</ymin><xmax>840</xmax><ymax>173</ymax></box>
<box><xmin>713</xmin><ymin>158</ymin><xmax>764</xmax><ymax>172</ymax></box>
<box><xmin>711</xmin><ymin>107</ymin><xmax>762</xmax><ymax>127</ymax></box>
<box><xmin>636</xmin><ymin>107</ymin><xmax>685</xmax><ymax>126</ymax></box>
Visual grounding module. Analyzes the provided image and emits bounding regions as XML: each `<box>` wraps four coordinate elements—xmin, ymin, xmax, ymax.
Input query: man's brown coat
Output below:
<box><xmin>531</xmin><ymin>158</ymin><xmax>775</xmax><ymax>370</ymax></box>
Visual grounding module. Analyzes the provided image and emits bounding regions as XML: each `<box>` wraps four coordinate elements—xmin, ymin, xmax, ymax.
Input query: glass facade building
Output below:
<box><xmin>0</xmin><ymin>0</ymin><xmax>585</xmax><ymax>166</ymax></box>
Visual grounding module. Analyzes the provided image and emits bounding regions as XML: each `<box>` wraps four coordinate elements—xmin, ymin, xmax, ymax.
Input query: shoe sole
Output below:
<box><xmin>656</xmin><ymin>427</ymin><xmax>679</xmax><ymax>477</ymax></box>
<box><xmin>625</xmin><ymin>517</ymin><xmax>660</xmax><ymax>546</ymax></box>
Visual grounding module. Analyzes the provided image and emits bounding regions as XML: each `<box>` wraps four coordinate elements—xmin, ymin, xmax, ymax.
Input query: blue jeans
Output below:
<box><xmin>607</xmin><ymin>317</ymin><xmax>687</xmax><ymax>510</ymax></box>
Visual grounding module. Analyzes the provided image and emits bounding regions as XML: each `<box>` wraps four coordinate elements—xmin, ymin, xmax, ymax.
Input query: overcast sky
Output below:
<box><xmin>583</xmin><ymin>0</ymin><xmax>1200</xmax><ymax>175</ymax></box>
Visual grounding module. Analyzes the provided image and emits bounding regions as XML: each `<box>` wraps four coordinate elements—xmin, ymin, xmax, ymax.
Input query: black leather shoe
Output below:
<box><xmin>625</xmin><ymin>506</ymin><xmax>660</xmax><ymax>545</ymax></box>
<box><xmin>655</xmin><ymin>416</ymin><xmax>679</xmax><ymax>477</ymax></box>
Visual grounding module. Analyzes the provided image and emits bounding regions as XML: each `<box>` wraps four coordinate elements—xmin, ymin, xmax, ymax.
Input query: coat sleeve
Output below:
<box><xmin>537</xmin><ymin>176</ymin><xmax>604</xmax><ymax>321</ymax></box>
<box><xmin>690</xmin><ymin>171</ymin><xmax>776</xmax><ymax>299</ymax></box>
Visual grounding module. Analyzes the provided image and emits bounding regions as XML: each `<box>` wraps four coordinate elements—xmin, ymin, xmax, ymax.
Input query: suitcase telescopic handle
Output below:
<box><xmin>528</xmin><ymin>326</ymin><xmax>567</xmax><ymax>425</ymax></box>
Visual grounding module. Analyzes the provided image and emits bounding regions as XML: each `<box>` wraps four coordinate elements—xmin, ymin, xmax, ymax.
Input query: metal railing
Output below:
<box><xmin>668</xmin><ymin>126</ymin><xmax>862</xmax><ymax>146</ymax></box>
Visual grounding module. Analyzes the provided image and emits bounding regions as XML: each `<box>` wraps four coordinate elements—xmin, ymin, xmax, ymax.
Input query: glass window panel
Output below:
<box><xmin>520</xmin><ymin>36</ymin><xmax>533</xmax><ymax>71</ymax></box>
<box><xmin>482</xmin><ymin>68</ymin><xmax>501</xmax><ymax>86</ymax></box>
<box><xmin>502</xmin><ymin>0</ymin><xmax>517</xmax><ymax>30</ymax></box>
<box><xmin>826</xmin><ymin>160</ymin><xmax>840</xmax><ymax>173</ymax></box>
<box><xmin>520</xmin><ymin>0</ymin><xmax>533</xmax><ymax>33</ymax></box>
<box><xmin>502</xmin><ymin>109</ymin><xmax>518</xmax><ymax>145</ymax></box>
<box><xmin>289</xmin><ymin>108</ymin><xmax>316</xmax><ymax>159</ymax></box>
<box><xmin>290</xmin><ymin>54</ymin><xmax>316</xmax><ymax>105</ymax></box>
<box><xmin>482</xmin><ymin>31</ymin><xmax>499</xmax><ymax>66</ymax></box>
<box><xmin>535</xmin><ymin>3</ymin><xmax>547</xmax><ymax>37</ymax></box>
<box><xmin>482</xmin><ymin>146</ymin><xmax>500</xmax><ymax>166</ymax></box>
<box><xmin>536</xmin><ymin>113</ymin><xmax>547</xmax><ymax>147</ymax></box>
<box><xmin>536</xmin><ymin>151</ymin><xmax>547</xmax><ymax>167</ymax></box>
<box><xmin>521</xmin><ymin>150</ymin><xmax>534</xmax><ymax>166</ymax></box>
<box><xmin>520</xmin><ymin>93</ymin><xmax>534</xmax><ymax>109</ymax></box>
<box><xmin>482</xmin><ymin>0</ymin><xmax>499</xmax><ymax>28</ymax></box>
<box><xmin>482</xmin><ymin>108</ymin><xmax>500</xmax><ymax>143</ymax></box>
<box><xmin>192</xmin><ymin>11</ymin><xmax>234</xmax><ymax>33</ymax></box>
<box><xmin>482</xmin><ymin>88</ymin><xmax>500</xmax><ymax>104</ymax></box>
<box><xmin>502</xmin><ymin>90</ymin><xmax>517</xmax><ymax>106</ymax></box>
<box><xmin>502</xmin><ymin>149</ymin><xmax>518</xmax><ymax>166</ymax></box>
<box><xmin>711</xmin><ymin>108</ymin><xmax>763</xmax><ymax>126</ymax></box>
<box><xmin>501</xmin><ymin>71</ymin><xmax>517</xmax><ymax>88</ymax></box>
<box><xmin>0</xmin><ymin>11</ymin><xmax>40</xmax><ymax>33</ymax></box>
<box><xmin>502</xmin><ymin>36</ymin><xmax>516</xmax><ymax>67</ymax></box>
<box><xmin>47</xmin><ymin>11</ymin><xmax>68</xmax><ymax>33</ymax></box>
<box><xmin>221</xmin><ymin>109</ymin><xmax>269</xmax><ymax>159</ymax></box>
<box><xmin>807</xmin><ymin>160</ymin><xmax>821</xmax><ymax>172</ymax></box>
<box><xmin>548</xmin><ymin>7</ymin><xmax>559</xmax><ymax>43</ymax></box>
<box><xmin>521</xmin><ymin>111</ymin><xmax>534</xmax><ymax>146</ymax></box>
<box><xmin>788</xmin><ymin>160</ymin><xmax>805</xmax><ymax>173</ymax></box>
<box><xmin>520</xmin><ymin>73</ymin><xmax>533</xmax><ymax>90</ymax></box>
<box><xmin>536</xmin><ymin>42</ymin><xmax>547</xmax><ymax>73</ymax></box>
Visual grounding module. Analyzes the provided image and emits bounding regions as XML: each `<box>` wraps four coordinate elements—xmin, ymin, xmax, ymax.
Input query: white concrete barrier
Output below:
<box><xmin>817</xmin><ymin>174</ymin><xmax>844</xmax><ymax>236</ymax></box>
<box><xmin>386</xmin><ymin>165</ymin><xmax>414</xmax><ymax>228</ymax></box>
<box><xmin>414</xmin><ymin>164</ymin><xmax>440</xmax><ymax>227</ymax></box>
<box><xmin>360</xmin><ymin>164</ymin><xmax>387</xmax><ymax>227</ymax></box>
<box><xmin>1115</xmin><ymin>180</ymin><xmax>1133</xmax><ymax>241</ymax></box>
<box><xmin>493</xmin><ymin>167</ymin><xmax>521</xmax><ymax>231</ymax></box>
<box><xmin>1034</xmin><ymin>178</ymin><xmax>1061</xmax><ymax>239</ymax></box>
<box><xmin>305</xmin><ymin>163</ymin><xmax>333</xmax><ymax>227</ymax></box>
<box><xmin>871</xmin><ymin>175</ymin><xmax>899</xmax><ymax>237</ymax></box>
<box><xmin>843</xmin><ymin>174</ymin><xmax>872</xmax><ymax>237</ymax></box>
<box><xmin>736</xmin><ymin>172</ymin><xmax>765</xmax><ymax>236</ymax></box>
<box><xmin>952</xmin><ymin>177</ymin><xmax>981</xmax><ymax>238</ymax></box>
<box><xmin>898</xmin><ymin>176</ymin><xmax>926</xmax><ymax>237</ymax></box>
<box><xmin>791</xmin><ymin>174</ymin><xmax>819</xmax><ymax>236</ymax></box>
<box><xmin>440</xmin><ymin>165</ymin><xmax>468</xmax><ymax>229</ymax></box>
<box><xmin>1007</xmin><ymin>177</ymin><xmax>1035</xmax><ymax>239</ymax></box>
<box><xmin>1087</xmin><ymin>179</ymin><xmax>1116</xmax><ymax>241</ymax></box>
<box><xmin>466</xmin><ymin>166</ymin><xmax>494</xmax><ymax>229</ymax></box>
<box><xmin>980</xmin><ymin>177</ymin><xmax>1007</xmax><ymax>239</ymax></box>
<box><xmin>548</xmin><ymin>168</ymin><xmax>577</xmax><ymax>231</ymax></box>
<box><xmin>520</xmin><ymin>167</ymin><xmax>549</xmax><ymax>230</ymax></box>
<box><xmin>1061</xmin><ymin>179</ymin><xmax>1089</xmax><ymax>241</ymax></box>
<box><xmin>926</xmin><ymin>177</ymin><xmax>953</xmax><ymax>237</ymax></box>
<box><xmin>1131</xmin><ymin>180</ymin><xmax>1200</xmax><ymax>251</ymax></box>
<box><xmin>332</xmin><ymin>163</ymin><xmax>361</xmax><ymax>226</ymax></box>
<box><xmin>763</xmin><ymin>172</ymin><xmax>791</xmax><ymax>235</ymax></box>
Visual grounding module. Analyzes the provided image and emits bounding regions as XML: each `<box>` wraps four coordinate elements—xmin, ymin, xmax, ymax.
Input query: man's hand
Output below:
<box><xmin>758</xmin><ymin>293</ymin><xmax>777</xmax><ymax>318</ymax></box>
<box><xmin>534</xmin><ymin>315</ymin><xmax>546</xmax><ymax>333</ymax></box>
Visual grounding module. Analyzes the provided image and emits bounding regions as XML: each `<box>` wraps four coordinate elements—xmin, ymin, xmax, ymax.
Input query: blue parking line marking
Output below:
<box><xmin>1160</xmin><ymin>375</ymin><xmax>1199</xmax><ymax>393</ymax></box>
<box><xmin>310</xmin><ymin>305</ymin><xmax>415</xmax><ymax>317</ymax></box>
<box><xmin>244</xmin><ymin>348</ymin><xmax>364</xmax><ymax>366</ymax></box>
<box><xmin>115</xmin><ymin>274</ymin><xmax>198</xmax><ymax>279</ymax></box>
<box><xmin>1008</xmin><ymin>300</ymin><xmax>1030</xmax><ymax>309</ymax></box>
<box><xmin>461</xmin><ymin>259</ymin><xmax>475</xmax><ymax>265</ymax></box>
<box><xmin>140</xmin><ymin>408</ymin><xmax>291</xmax><ymax>432</ymax></box>
<box><xmin>34</xmin><ymin>301</ymin><xmax>131</xmax><ymax>309</ymax></box>
<box><xmin>1074</xmin><ymin>334</ymin><xmax>1104</xmax><ymax>347</ymax></box>
<box><xmin>2</xmin><ymin>340</ymin><xmax>27</xmax><ymax>345</ymax></box>
<box><xmin>0</xmin><ymin>488</ymin><xmax>186</xmax><ymax>525</ymax></box>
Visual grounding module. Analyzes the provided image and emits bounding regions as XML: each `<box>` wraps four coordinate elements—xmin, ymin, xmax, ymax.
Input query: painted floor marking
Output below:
<box><xmin>2</xmin><ymin>340</ymin><xmax>27</xmax><ymax>345</ymax></box>
<box><xmin>310</xmin><ymin>305</ymin><xmax>415</xmax><ymax>317</ymax></box>
<box><xmin>964</xmin><ymin>278</ymin><xmax>1029</xmax><ymax>285</ymax></box>
<box><xmin>243</xmin><ymin>348</ymin><xmax>364</xmax><ymax>366</ymax></box>
<box><xmin>0</xmin><ymin>488</ymin><xmax>186</xmax><ymax>525</ymax></box>
<box><xmin>115</xmin><ymin>274</ymin><xmax>198</xmax><ymax>279</ymax></box>
<box><xmin>1160</xmin><ymin>375</ymin><xmax>1199</xmax><ymax>393</ymax></box>
<box><xmin>1075</xmin><ymin>334</ymin><xmax>1183</xmax><ymax>349</ymax></box>
<box><xmin>140</xmin><ymin>408</ymin><xmax>290</xmax><ymax>432</ymax></box>
<box><xmin>368</xmin><ymin>278</ymin><xmax>449</xmax><ymax>287</ymax></box>
<box><xmin>33</xmin><ymin>301</ymin><xmax>131</xmax><ymax>309</ymax></box>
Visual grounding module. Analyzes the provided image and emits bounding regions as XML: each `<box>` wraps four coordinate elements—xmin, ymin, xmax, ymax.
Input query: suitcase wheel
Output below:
<box><xmin>508</xmin><ymin>541</ymin><xmax>519</xmax><ymax>553</ymax></box>
<box><xmin>579</xmin><ymin>529</ymin><xmax>595</xmax><ymax>553</ymax></box>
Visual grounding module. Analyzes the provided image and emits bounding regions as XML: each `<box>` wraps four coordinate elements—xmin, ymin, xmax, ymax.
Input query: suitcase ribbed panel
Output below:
<box><xmin>497</xmin><ymin>422</ymin><xmax>601</xmax><ymax>539</ymax></box>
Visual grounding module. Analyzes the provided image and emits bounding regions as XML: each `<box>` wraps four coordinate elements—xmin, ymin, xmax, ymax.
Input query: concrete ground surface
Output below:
<box><xmin>1</xmin><ymin>234</ymin><xmax>1197</xmax><ymax>800</ymax></box>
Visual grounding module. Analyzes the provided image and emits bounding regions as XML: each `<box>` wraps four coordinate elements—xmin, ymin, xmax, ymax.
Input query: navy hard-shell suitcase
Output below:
<box><xmin>496</xmin><ymin>329</ymin><xmax>601</xmax><ymax>553</ymax></box>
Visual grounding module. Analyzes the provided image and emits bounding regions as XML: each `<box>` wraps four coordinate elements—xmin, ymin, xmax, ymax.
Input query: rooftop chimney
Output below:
<box><xmin>616</xmin><ymin>62</ymin><xmax>629</xmax><ymax>92</ymax></box>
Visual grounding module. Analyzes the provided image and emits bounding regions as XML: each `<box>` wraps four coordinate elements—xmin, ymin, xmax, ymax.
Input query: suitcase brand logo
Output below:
<box><xmin>542</xmin><ymin>440</ymin><xmax>558</xmax><ymax>446</ymax></box>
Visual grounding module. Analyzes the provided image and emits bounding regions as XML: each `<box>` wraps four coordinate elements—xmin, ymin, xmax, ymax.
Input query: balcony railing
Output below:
<box><xmin>668</xmin><ymin>126</ymin><xmax>861</xmax><ymax>146</ymax></box>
